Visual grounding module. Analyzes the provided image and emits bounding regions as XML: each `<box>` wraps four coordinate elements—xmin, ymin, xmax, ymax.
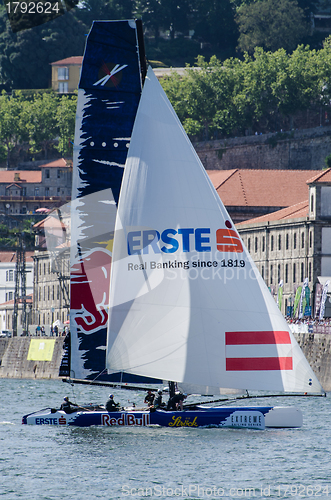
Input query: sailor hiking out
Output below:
<box><xmin>105</xmin><ymin>394</ymin><xmax>120</xmax><ymax>412</ymax></box>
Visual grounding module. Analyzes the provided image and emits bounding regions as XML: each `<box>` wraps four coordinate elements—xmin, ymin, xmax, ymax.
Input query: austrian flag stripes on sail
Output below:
<box><xmin>225</xmin><ymin>331</ymin><xmax>293</xmax><ymax>371</ymax></box>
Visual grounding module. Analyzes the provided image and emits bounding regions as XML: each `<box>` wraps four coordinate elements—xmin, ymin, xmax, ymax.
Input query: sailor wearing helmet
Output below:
<box><xmin>153</xmin><ymin>389</ymin><xmax>164</xmax><ymax>409</ymax></box>
<box><xmin>60</xmin><ymin>396</ymin><xmax>78</xmax><ymax>414</ymax></box>
<box><xmin>105</xmin><ymin>394</ymin><xmax>120</xmax><ymax>412</ymax></box>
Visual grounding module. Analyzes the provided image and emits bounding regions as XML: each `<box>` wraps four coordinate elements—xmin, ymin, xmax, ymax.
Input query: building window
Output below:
<box><xmin>285</xmin><ymin>264</ymin><xmax>288</xmax><ymax>283</ymax></box>
<box><xmin>310</xmin><ymin>194</ymin><xmax>314</xmax><ymax>212</ymax></box>
<box><xmin>57</xmin><ymin>187</ymin><xmax>61</xmax><ymax>195</ymax></box>
<box><xmin>293</xmin><ymin>233</ymin><xmax>297</xmax><ymax>249</ymax></box>
<box><xmin>309</xmin><ymin>231</ymin><xmax>312</xmax><ymax>248</ymax></box>
<box><xmin>255</xmin><ymin>237</ymin><xmax>258</xmax><ymax>252</ymax></box>
<box><xmin>45</xmin><ymin>187</ymin><xmax>50</xmax><ymax>196</ymax></box>
<box><xmin>45</xmin><ymin>169</ymin><xmax>50</xmax><ymax>179</ymax></box>
<box><xmin>57</xmin><ymin>285</ymin><xmax>60</xmax><ymax>300</ymax></box>
<box><xmin>58</xmin><ymin>67</ymin><xmax>69</xmax><ymax>80</ymax></box>
<box><xmin>57</xmin><ymin>169</ymin><xmax>61</xmax><ymax>178</ymax></box>
<box><xmin>301</xmin><ymin>262</ymin><xmax>304</xmax><ymax>282</ymax></box>
<box><xmin>293</xmin><ymin>263</ymin><xmax>296</xmax><ymax>283</ymax></box>
<box><xmin>8</xmin><ymin>291</ymin><xmax>13</xmax><ymax>301</ymax></box>
<box><xmin>301</xmin><ymin>232</ymin><xmax>305</xmax><ymax>249</ymax></box>
<box><xmin>309</xmin><ymin>262</ymin><xmax>312</xmax><ymax>281</ymax></box>
<box><xmin>58</xmin><ymin>82</ymin><xmax>69</xmax><ymax>93</ymax></box>
<box><xmin>278</xmin><ymin>264</ymin><xmax>281</xmax><ymax>283</ymax></box>
<box><xmin>35</xmin><ymin>187</ymin><xmax>39</xmax><ymax>196</ymax></box>
<box><xmin>270</xmin><ymin>265</ymin><xmax>273</xmax><ymax>284</ymax></box>
<box><xmin>286</xmin><ymin>233</ymin><xmax>289</xmax><ymax>250</ymax></box>
<box><xmin>262</xmin><ymin>236</ymin><xmax>265</xmax><ymax>252</ymax></box>
<box><xmin>278</xmin><ymin>234</ymin><xmax>281</xmax><ymax>250</ymax></box>
<box><xmin>248</xmin><ymin>238</ymin><xmax>251</xmax><ymax>252</ymax></box>
<box><xmin>6</xmin><ymin>270</ymin><xmax>14</xmax><ymax>281</ymax></box>
<box><xmin>22</xmin><ymin>187</ymin><xmax>27</xmax><ymax>196</ymax></box>
<box><xmin>261</xmin><ymin>265</ymin><xmax>264</xmax><ymax>280</ymax></box>
<box><xmin>271</xmin><ymin>235</ymin><xmax>274</xmax><ymax>251</ymax></box>
<box><xmin>52</xmin><ymin>285</ymin><xmax>55</xmax><ymax>300</ymax></box>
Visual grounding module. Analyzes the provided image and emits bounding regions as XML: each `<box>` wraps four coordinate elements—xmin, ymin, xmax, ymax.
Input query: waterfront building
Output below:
<box><xmin>236</xmin><ymin>169</ymin><xmax>331</xmax><ymax>317</ymax></box>
<box><xmin>0</xmin><ymin>251</ymin><xmax>34</xmax><ymax>332</ymax></box>
<box><xmin>0</xmin><ymin>158</ymin><xmax>72</xmax><ymax>215</ymax></box>
<box><xmin>32</xmin><ymin>211</ymin><xmax>70</xmax><ymax>331</ymax></box>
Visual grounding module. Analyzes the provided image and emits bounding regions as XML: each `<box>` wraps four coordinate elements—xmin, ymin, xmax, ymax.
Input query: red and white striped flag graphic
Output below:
<box><xmin>225</xmin><ymin>331</ymin><xmax>293</xmax><ymax>371</ymax></box>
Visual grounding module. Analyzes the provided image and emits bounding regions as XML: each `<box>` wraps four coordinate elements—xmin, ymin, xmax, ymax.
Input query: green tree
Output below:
<box><xmin>55</xmin><ymin>93</ymin><xmax>77</xmax><ymax>157</ymax></box>
<box><xmin>134</xmin><ymin>0</ymin><xmax>166</xmax><ymax>39</ymax></box>
<box><xmin>316</xmin><ymin>36</ymin><xmax>331</xmax><ymax>107</ymax></box>
<box><xmin>325</xmin><ymin>154</ymin><xmax>331</xmax><ymax>169</ymax></box>
<box><xmin>27</xmin><ymin>93</ymin><xmax>58</xmax><ymax>159</ymax></box>
<box><xmin>162</xmin><ymin>56</ymin><xmax>245</xmax><ymax>139</ymax></box>
<box><xmin>236</xmin><ymin>0</ymin><xmax>310</xmax><ymax>54</ymax></box>
<box><xmin>192</xmin><ymin>0</ymin><xmax>238</xmax><ymax>56</ymax></box>
<box><xmin>272</xmin><ymin>45</ymin><xmax>320</xmax><ymax>122</ymax></box>
<box><xmin>74</xmin><ymin>0</ymin><xmax>131</xmax><ymax>27</ymax></box>
<box><xmin>0</xmin><ymin>91</ymin><xmax>29</xmax><ymax>167</ymax></box>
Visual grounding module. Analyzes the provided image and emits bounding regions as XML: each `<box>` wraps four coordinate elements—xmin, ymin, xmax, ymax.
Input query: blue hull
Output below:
<box><xmin>22</xmin><ymin>406</ymin><xmax>302</xmax><ymax>429</ymax></box>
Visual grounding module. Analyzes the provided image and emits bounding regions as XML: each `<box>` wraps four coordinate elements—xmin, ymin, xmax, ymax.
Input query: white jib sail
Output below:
<box><xmin>106</xmin><ymin>67</ymin><xmax>323</xmax><ymax>395</ymax></box>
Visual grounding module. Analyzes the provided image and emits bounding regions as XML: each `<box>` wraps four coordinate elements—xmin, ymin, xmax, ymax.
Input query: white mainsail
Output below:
<box><xmin>106</xmin><ymin>67</ymin><xmax>323</xmax><ymax>395</ymax></box>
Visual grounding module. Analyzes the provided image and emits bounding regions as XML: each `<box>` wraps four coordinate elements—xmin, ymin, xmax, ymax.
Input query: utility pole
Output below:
<box><xmin>13</xmin><ymin>232</ymin><xmax>27</xmax><ymax>336</ymax></box>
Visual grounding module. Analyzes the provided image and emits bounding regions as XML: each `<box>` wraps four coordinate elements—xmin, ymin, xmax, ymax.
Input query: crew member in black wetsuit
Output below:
<box><xmin>153</xmin><ymin>390</ymin><xmax>163</xmax><ymax>409</ymax></box>
<box><xmin>144</xmin><ymin>390</ymin><xmax>155</xmax><ymax>407</ymax></box>
<box><xmin>167</xmin><ymin>393</ymin><xmax>187</xmax><ymax>411</ymax></box>
<box><xmin>105</xmin><ymin>394</ymin><xmax>120</xmax><ymax>412</ymax></box>
<box><xmin>60</xmin><ymin>396</ymin><xmax>78</xmax><ymax>414</ymax></box>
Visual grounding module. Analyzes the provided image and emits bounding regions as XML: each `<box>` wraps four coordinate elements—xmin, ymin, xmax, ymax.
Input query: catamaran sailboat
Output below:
<box><xmin>23</xmin><ymin>20</ymin><xmax>324</xmax><ymax>429</ymax></box>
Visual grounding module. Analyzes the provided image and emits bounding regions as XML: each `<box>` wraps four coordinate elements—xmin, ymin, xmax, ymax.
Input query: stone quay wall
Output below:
<box><xmin>0</xmin><ymin>336</ymin><xmax>330</xmax><ymax>391</ymax></box>
<box><xmin>0</xmin><ymin>337</ymin><xmax>64</xmax><ymax>379</ymax></box>
<box><xmin>294</xmin><ymin>332</ymin><xmax>331</xmax><ymax>392</ymax></box>
<box><xmin>194</xmin><ymin>126</ymin><xmax>331</xmax><ymax>171</ymax></box>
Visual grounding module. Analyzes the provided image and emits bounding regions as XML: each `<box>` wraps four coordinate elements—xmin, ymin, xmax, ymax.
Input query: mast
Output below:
<box><xmin>13</xmin><ymin>232</ymin><xmax>27</xmax><ymax>336</ymax></box>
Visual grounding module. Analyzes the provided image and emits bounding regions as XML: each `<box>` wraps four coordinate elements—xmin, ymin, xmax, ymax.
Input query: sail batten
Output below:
<box><xmin>106</xmin><ymin>67</ymin><xmax>323</xmax><ymax>395</ymax></box>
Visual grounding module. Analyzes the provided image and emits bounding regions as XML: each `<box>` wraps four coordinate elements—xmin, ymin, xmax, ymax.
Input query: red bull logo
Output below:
<box><xmin>70</xmin><ymin>248</ymin><xmax>111</xmax><ymax>333</ymax></box>
<box><xmin>101</xmin><ymin>412</ymin><xmax>150</xmax><ymax>426</ymax></box>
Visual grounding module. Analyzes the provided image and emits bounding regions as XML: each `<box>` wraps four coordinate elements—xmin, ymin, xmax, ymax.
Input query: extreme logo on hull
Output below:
<box><xmin>127</xmin><ymin>220</ymin><xmax>243</xmax><ymax>255</ymax></box>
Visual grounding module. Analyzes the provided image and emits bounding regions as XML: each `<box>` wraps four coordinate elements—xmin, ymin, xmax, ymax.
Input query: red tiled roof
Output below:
<box><xmin>236</xmin><ymin>201</ymin><xmax>309</xmax><ymax>226</ymax></box>
<box><xmin>306</xmin><ymin>168</ymin><xmax>331</xmax><ymax>184</ymax></box>
<box><xmin>0</xmin><ymin>171</ymin><xmax>42</xmax><ymax>183</ymax></box>
<box><xmin>0</xmin><ymin>251</ymin><xmax>34</xmax><ymax>262</ymax></box>
<box><xmin>39</xmin><ymin>158</ymin><xmax>68</xmax><ymax>168</ymax></box>
<box><xmin>207</xmin><ymin>169</ymin><xmax>322</xmax><ymax>207</ymax></box>
<box><xmin>50</xmin><ymin>56</ymin><xmax>83</xmax><ymax>66</ymax></box>
<box><xmin>33</xmin><ymin>211</ymin><xmax>66</xmax><ymax>230</ymax></box>
<box><xmin>0</xmin><ymin>294</ymin><xmax>33</xmax><ymax>306</ymax></box>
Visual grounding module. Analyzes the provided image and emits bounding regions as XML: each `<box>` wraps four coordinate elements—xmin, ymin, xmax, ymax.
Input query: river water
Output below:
<box><xmin>0</xmin><ymin>378</ymin><xmax>330</xmax><ymax>500</ymax></box>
